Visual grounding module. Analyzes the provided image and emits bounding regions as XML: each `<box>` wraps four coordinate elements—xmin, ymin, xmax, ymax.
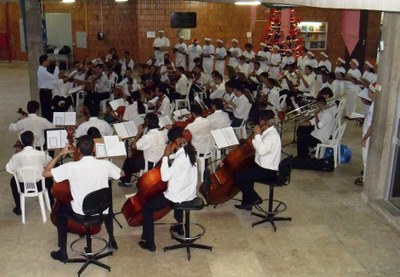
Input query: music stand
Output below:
<box><xmin>108</xmin><ymin>179</ymin><xmax>123</xmax><ymax>229</ymax></box>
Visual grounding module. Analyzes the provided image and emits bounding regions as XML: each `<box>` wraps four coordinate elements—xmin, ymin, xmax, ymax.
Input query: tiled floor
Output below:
<box><xmin>1</xmin><ymin>62</ymin><xmax>400</xmax><ymax>276</ymax></box>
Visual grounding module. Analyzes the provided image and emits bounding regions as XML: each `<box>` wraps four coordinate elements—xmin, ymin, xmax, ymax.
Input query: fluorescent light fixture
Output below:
<box><xmin>62</xmin><ymin>0</ymin><xmax>75</xmax><ymax>3</ymax></box>
<box><xmin>115</xmin><ymin>0</ymin><xmax>128</xmax><ymax>2</ymax></box>
<box><xmin>235</xmin><ymin>1</ymin><xmax>261</xmax><ymax>5</ymax></box>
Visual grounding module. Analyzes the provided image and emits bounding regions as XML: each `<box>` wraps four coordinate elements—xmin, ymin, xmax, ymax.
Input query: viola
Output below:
<box><xmin>121</xmin><ymin>163</ymin><xmax>171</xmax><ymax>226</ymax></box>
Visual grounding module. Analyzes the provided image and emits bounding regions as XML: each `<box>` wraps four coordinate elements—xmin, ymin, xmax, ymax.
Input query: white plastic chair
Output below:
<box><xmin>139</xmin><ymin>145</ymin><xmax>167</xmax><ymax>176</ymax></box>
<box><xmin>315</xmin><ymin>122</ymin><xmax>347</xmax><ymax>168</ymax></box>
<box><xmin>196</xmin><ymin>134</ymin><xmax>215</xmax><ymax>182</ymax></box>
<box><xmin>174</xmin><ymin>80</ymin><xmax>192</xmax><ymax>111</ymax></box>
<box><xmin>13</xmin><ymin>166</ymin><xmax>51</xmax><ymax>224</ymax></box>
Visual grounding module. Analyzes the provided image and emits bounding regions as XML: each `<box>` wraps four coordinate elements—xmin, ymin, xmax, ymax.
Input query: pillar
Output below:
<box><xmin>21</xmin><ymin>0</ymin><xmax>44</xmax><ymax>101</ymax></box>
<box><xmin>363</xmin><ymin>12</ymin><xmax>400</xmax><ymax>200</ymax></box>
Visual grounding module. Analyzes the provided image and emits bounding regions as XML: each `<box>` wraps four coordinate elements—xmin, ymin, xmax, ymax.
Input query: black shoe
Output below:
<box><xmin>50</xmin><ymin>249</ymin><xmax>68</xmax><ymax>263</ymax></box>
<box><xmin>171</xmin><ymin>224</ymin><xmax>184</xmax><ymax>236</ymax></box>
<box><xmin>234</xmin><ymin>204</ymin><xmax>252</xmax><ymax>211</ymax></box>
<box><xmin>13</xmin><ymin>207</ymin><xmax>21</xmax><ymax>216</ymax></box>
<box><xmin>108</xmin><ymin>239</ymin><xmax>118</xmax><ymax>250</ymax></box>
<box><xmin>118</xmin><ymin>181</ymin><xmax>132</xmax><ymax>187</ymax></box>
<box><xmin>249</xmin><ymin>198</ymin><xmax>263</xmax><ymax>207</ymax></box>
<box><xmin>138</xmin><ymin>241</ymin><xmax>156</xmax><ymax>252</ymax></box>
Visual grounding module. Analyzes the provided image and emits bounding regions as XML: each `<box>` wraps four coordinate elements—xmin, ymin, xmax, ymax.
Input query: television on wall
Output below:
<box><xmin>170</xmin><ymin>12</ymin><xmax>197</xmax><ymax>28</ymax></box>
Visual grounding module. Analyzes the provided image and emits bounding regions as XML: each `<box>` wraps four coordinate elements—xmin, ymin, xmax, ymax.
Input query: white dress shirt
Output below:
<box><xmin>120</xmin><ymin>58</ymin><xmax>134</xmax><ymax>76</ymax></box>
<box><xmin>175</xmin><ymin>74</ymin><xmax>189</xmax><ymax>96</ymax></box>
<box><xmin>281</xmin><ymin>56</ymin><xmax>295</xmax><ymax>69</ymax></box>
<box><xmin>188</xmin><ymin>44</ymin><xmax>202</xmax><ymax>71</ymax></box>
<box><xmin>214</xmin><ymin>47</ymin><xmax>227</xmax><ymax>75</ymax></box>
<box><xmin>153</xmin><ymin>36</ymin><xmax>170</xmax><ymax>66</ymax></box>
<box><xmin>9</xmin><ymin>114</ymin><xmax>54</xmax><ymax>147</ymax></box>
<box><xmin>207</xmin><ymin>110</ymin><xmax>231</xmax><ymax>130</ymax></box>
<box><xmin>310</xmin><ymin>108</ymin><xmax>335</xmax><ymax>143</ymax></box>
<box><xmin>136</xmin><ymin>128</ymin><xmax>168</xmax><ymax>163</ymax></box>
<box><xmin>262</xmin><ymin>86</ymin><xmax>281</xmax><ymax>114</ymax></box>
<box><xmin>157</xmin><ymin>96</ymin><xmax>171</xmax><ymax>116</ymax></box>
<box><xmin>238</xmin><ymin>63</ymin><xmax>251</xmax><ymax>78</ymax></box>
<box><xmin>117</xmin><ymin>77</ymin><xmax>140</xmax><ymax>96</ymax></box>
<box><xmin>228</xmin><ymin>47</ymin><xmax>242</xmax><ymax>67</ymax></box>
<box><xmin>269</xmin><ymin>53</ymin><xmax>282</xmax><ymax>79</ymax></box>
<box><xmin>202</xmin><ymin>44</ymin><xmax>215</xmax><ymax>74</ymax></box>
<box><xmin>185</xmin><ymin>117</ymin><xmax>211</xmax><ymax>153</ymax></box>
<box><xmin>174</xmin><ymin>42</ymin><xmax>188</xmax><ymax>68</ymax></box>
<box><xmin>209</xmin><ymin>82</ymin><xmax>226</xmax><ymax>100</ymax></box>
<box><xmin>232</xmin><ymin>94</ymin><xmax>251</xmax><ymax>120</ymax></box>
<box><xmin>123</xmin><ymin>101</ymin><xmax>140</xmax><ymax>121</ymax></box>
<box><xmin>298</xmin><ymin>72</ymin><xmax>316</xmax><ymax>97</ymax></box>
<box><xmin>252</xmin><ymin>126</ymin><xmax>281</xmax><ymax>171</ymax></box>
<box><xmin>95</xmin><ymin>73</ymin><xmax>110</xmax><ymax>93</ymax></box>
<box><xmin>37</xmin><ymin>65</ymin><xmax>59</xmax><ymax>89</ymax></box>
<box><xmin>257</xmin><ymin>50</ymin><xmax>271</xmax><ymax>71</ymax></box>
<box><xmin>6</xmin><ymin>146</ymin><xmax>52</xmax><ymax>182</ymax></box>
<box><xmin>75</xmin><ymin>117</ymin><xmax>114</xmax><ymax>138</ymax></box>
<box><xmin>161</xmin><ymin>147</ymin><xmax>198</xmax><ymax>203</ymax></box>
<box><xmin>51</xmin><ymin>156</ymin><xmax>121</xmax><ymax>215</ymax></box>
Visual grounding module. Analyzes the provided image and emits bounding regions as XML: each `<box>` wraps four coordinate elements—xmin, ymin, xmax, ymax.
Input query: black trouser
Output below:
<box><xmin>84</xmin><ymin>92</ymin><xmax>110</xmax><ymax>107</ymax></box>
<box><xmin>52</xmin><ymin>96</ymin><xmax>73</xmax><ymax>112</ymax></box>
<box><xmin>297</xmin><ymin>125</ymin><xmax>314</xmax><ymax>139</ymax></box>
<box><xmin>40</xmin><ymin>88</ymin><xmax>53</xmax><ymax>121</ymax></box>
<box><xmin>297</xmin><ymin>134</ymin><xmax>321</xmax><ymax>158</ymax></box>
<box><xmin>10</xmin><ymin>177</ymin><xmax>54</xmax><ymax>211</ymax></box>
<box><xmin>56</xmin><ymin>202</ymin><xmax>115</xmax><ymax>250</ymax></box>
<box><xmin>233</xmin><ymin>163</ymin><xmax>278</xmax><ymax>205</ymax></box>
<box><xmin>120</xmin><ymin>156</ymin><xmax>153</xmax><ymax>183</ymax></box>
<box><xmin>142</xmin><ymin>193</ymin><xmax>182</xmax><ymax>246</ymax></box>
<box><xmin>230</xmin><ymin>116</ymin><xmax>244</xmax><ymax>127</ymax></box>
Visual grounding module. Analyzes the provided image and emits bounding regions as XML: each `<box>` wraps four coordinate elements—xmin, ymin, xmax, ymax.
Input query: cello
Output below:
<box><xmin>50</xmin><ymin>127</ymin><xmax>101</xmax><ymax>235</ymax></box>
<box><xmin>121</xmin><ymin>129</ymin><xmax>192</xmax><ymax>226</ymax></box>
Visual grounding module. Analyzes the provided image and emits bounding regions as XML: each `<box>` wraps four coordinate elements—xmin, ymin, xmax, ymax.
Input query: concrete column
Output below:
<box><xmin>363</xmin><ymin>12</ymin><xmax>400</xmax><ymax>200</ymax></box>
<box><xmin>22</xmin><ymin>0</ymin><xmax>44</xmax><ymax>101</ymax></box>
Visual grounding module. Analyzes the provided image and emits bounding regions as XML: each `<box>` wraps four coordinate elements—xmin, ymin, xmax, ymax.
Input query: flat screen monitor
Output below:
<box><xmin>170</xmin><ymin>12</ymin><xmax>197</xmax><ymax>28</ymax></box>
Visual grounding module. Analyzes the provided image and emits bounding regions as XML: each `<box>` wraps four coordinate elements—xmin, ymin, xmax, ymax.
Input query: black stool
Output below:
<box><xmin>66</xmin><ymin>188</ymin><xmax>113</xmax><ymax>276</ymax></box>
<box><xmin>163</xmin><ymin>197</ymin><xmax>212</xmax><ymax>260</ymax></box>
<box><xmin>252</xmin><ymin>156</ymin><xmax>293</xmax><ymax>231</ymax></box>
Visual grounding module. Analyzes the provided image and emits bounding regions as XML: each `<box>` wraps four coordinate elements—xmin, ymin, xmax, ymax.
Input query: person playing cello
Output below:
<box><xmin>139</xmin><ymin>127</ymin><xmax>197</xmax><ymax>252</ymax></box>
<box><xmin>43</xmin><ymin>135</ymin><xmax>124</xmax><ymax>262</ymax></box>
<box><xmin>233</xmin><ymin>110</ymin><xmax>281</xmax><ymax>210</ymax></box>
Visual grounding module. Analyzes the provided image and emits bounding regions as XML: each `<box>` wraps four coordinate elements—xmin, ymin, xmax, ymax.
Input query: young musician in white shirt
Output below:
<box><xmin>207</xmin><ymin>98</ymin><xmax>231</xmax><ymax>130</ymax></box>
<box><xmin>233</xmin><ymin>111</ymin><xmax>281</xmax><ymax>210</ymax></box>
<box><xmin>185</xmin><ymin>105</ymin><xmax>211</xmax><ymax>154</ymax></box>
<box><xmin>223</xmin><ymin>81</ymin><xmax>251</xmax><ymax>127</ymax></box>
<box><xmin>75</xmin><ymin>103</ymin><xmax>114</xmax><ymax>138</ymax></box>
<box><xmin>140</xmin><ymin>127</ymin><xmax>198</xmax><ymax>252</ymax></box>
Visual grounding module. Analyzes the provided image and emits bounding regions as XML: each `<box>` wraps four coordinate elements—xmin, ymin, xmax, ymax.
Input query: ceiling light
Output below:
<box><xmin>62</xmin><ymin>0</ymin><xmax>76</xmax><ymax>3</ymax></box>
<box><xmin>235</xmin><ymin>1</ymin><xmax>261</xmax><ymax>5</ymax></box>
<box><xmin>115</xmin><ymin>0</ymin><xmax>128</xmax><ymax>2</ymax></box>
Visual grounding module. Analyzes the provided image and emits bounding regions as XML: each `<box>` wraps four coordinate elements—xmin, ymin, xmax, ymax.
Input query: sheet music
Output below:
<box><xmin>158</xmin><ymin>115</ymin><xmax>173</xmax><ymax>128</ymax></box>
<box><xmin>211</xmin><ymin>127</ymin><xmax>239</xmax><ymax>149</ymax></box>
<box><xmin>103</xmin><ymin>136</ymin><xmax>127</xmax><ymax>157</ymax></box>
<box><xmin>173</xmin><ymin>108</ymin><xmax>190</xmax><ymax>121</ymax></box>
<box><xmin>53</xmin><ymin>112</ymin><xmax>76</xmax><ymax>126</ymax></box>
<box><xmin>95</xmin><ymin>143</ymin><xmax>107</xmax><ymax>158</ymax></box>
<box><xmin>67</xmin><ymin>85</ymin><xmax>84</xmax><ymax>95</ymax></box>
<box><xmin>46</xmin><ymin>129</ymin><xmax>68</xmax><ymax>149</ymax></box>
<box><xmin>109</xmin><ymin>98</ymin><xmax>125</xmax><ymax>111</ymax></box>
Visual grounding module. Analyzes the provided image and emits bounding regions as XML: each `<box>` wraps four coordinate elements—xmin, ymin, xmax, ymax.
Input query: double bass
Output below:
<box><xmin>121</xmin><ymin>130</ymin><xmax>192</xmax><ymax>226</ymax></box>
<box><xmin>50</xmin><ymin>127</ymin><xmax>101</xmax><ymax>235</ymax></box>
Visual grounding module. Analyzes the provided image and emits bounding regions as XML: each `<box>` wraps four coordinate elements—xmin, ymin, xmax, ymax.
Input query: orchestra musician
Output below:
<box><xmin>6</xmin><ymin>131</ymin><xmax>54</xmax><ymax>216</ymax></box>
<box><xmin>9</xmin><ymin>100</ymin><xmax>54</xmax><ymax>149</ymax></box>
<box><xmin>151</xmin><ymin>85</ymin><xmax>171</xmax><ymax>116</ymax></box>
<box><xmin>139</xmin><ymin>127</ymin><xmax>197</xmax><ymax>252</ymax></box>
<box><xmin>122</xmin><ymin>91</ymin><xmax>147</xmax><ymax>121</ymax></box>
<box><xmin>259</xmin><ymin>73</ymin><xmax>281</xmax><ymax>115</ymax></box>
<box><xmin>168</xmin><ymin>66</ymin><xmax>189</xmax><ymax>101</ymax></box>
<box><xmin>185</xmin><ymin>105</ymin><xmax>211</xmax><ymax>154</ymax></box>
<box><xmin>222</xmin><ymin>80</ymin><xmax>252</xmax><ymax>127</ymax></box>
<box><xmin>83</xmin><ymin>63</ymin><xmax>111</xmax><ymax>107</ymax></box>
<box><xmin>116</xmin><ymin>67</ymin><xmax>141</xmax><ymax>98</ymax></box>
<box><xmin>75</xmin><ymin>102</ymin><xmax>114</xmax><ymax>138</ymax></box>
<box><xmin>43</xmin><ymin>135</ymin><xmax>124</xmax><ymax>262</ymax></box>
<box><xmin>51</xmin><ymin>69</ymin><xmax>74</xmax><ymax>112</ymax></box>
<box><xmin>296</xmin><ymin>96</ymin><xmax>335</xmax><ymax>158</ymax></box>
<box><xmin>207</xmin><ymin>98</ymin><xmax>231</xmax><ymax>130</ymax></box>
<box><xmin>233</xmin><ymin>111</ymin><xmax>281</xmax><ymax>210</ymax></box>
<box><xmin>119</xmin><ymin>113</ymin><xmax>168</xmax><ymax>187</ymax></box>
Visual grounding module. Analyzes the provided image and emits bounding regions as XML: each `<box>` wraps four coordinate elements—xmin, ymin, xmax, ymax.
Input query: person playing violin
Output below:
<box><xmin>43</xmin><ymin>135</ymin><xmax>125</xmax><ymax>262</ymax></box>
<box><xmin>139</xmin><ymin>127</ymin><xmax>197</xmax><ymax>252</ymax></box>
<box><xmin>119</xmin><ymin>113</ymin><xmax>168</xmax><ymax>187</ymax></box>
<box><xmin>233</xmin><ymin>110</ymin><xmax>281</xmax><ymax>210</ymax></box>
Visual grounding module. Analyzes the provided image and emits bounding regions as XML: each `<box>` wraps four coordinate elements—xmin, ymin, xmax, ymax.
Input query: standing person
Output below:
<box><xmin>256</xmin><ymin>42</ymin><xmax>271</xmax><ymax>72</ymax></box>
<box><xmin>281</xmin><ymin>49</ymin><xmax>295</xmax><ymax>70</ymax></box>
<box><xmin>214</xmin><ymin>39</ymin><xmax>227</xmax><ymax>76</ymax></box>
<box><xmin>334</xmin><ymin>57</ymin><xmax>347</xmax><ymax>95</ymax></box>
<box><xmin>304</xmin><ymin>51</ymin><xmax>318</xmax><ymax>69</ymax></box>
<box><xmin>6</xmin><ymin>131</ymin><xmax>54</xmax><ymax>216</ymax></box>
<box><xmin>139</xmin><ymin>127</ymin><xmax>198</xmax><ymax>252</ymax></box>
<box><xmin>174</xmin><ymin>36</ymin><xmax>188</xmax><ymax>70</ymax></box>
<box><xmin>233</xmin><ymin>111</ymin><xmax>281</xmax><ymax>210</ymax></box>
<box><xmin>188</xmin><ymin>38</ymin><xmax>202</xmax><ymax>71</ymax></box>
<box><xmin>38</xmin><ymin>54</ymin><xmax>60</xmax><ymax>121</ymax></box>
<box><xmin>153</xmin><ymin>30</ymin><xmax>170</xmax><ymax>66</ymax></box>
<box><xmin>228</xmin><ymin>39</ymin><xmax>242</xmax><ymax>68</ymax></box>
<box><xmin>242</xmin><ymin>43</ymin><xmax>256</xmax><ymax>72</ymax></box>
<box><xmin>43</xmin><ymin>135</ymin><xmax>124</xmax><ymax>261</ymax></box>
<box><xmin>318</xmin><ymin>52</ymin><xmax>332</xmax><ymax>72</ymax></box>
<box><xmin>269</xmin><ymin>45</ymin><xmax>282</xmax><ymax>80</ymax></box>
<box><xmin>9</xmin><ymin>100</ymin><xmax>54</xmax><ymax>149</ymax></box>
<box><xmin>345</xmin><ymin>59</ymin><xmax>362</xmax><ymax>117</ymax></box>
<box><xmin>355</xmin><ymin>83</ymin><xmax>376</xmax><ymax>186</ymax></box>
<box><xmin>202</xmin><ymin>37</ymin><xmax>215</xmax><ymax>74</ymax></box>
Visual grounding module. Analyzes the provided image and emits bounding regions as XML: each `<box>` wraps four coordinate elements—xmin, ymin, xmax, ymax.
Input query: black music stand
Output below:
<box><xmin>108</xmin><ymin>179</ymin><xmax>123</xmax><ymax>229</ymax></box>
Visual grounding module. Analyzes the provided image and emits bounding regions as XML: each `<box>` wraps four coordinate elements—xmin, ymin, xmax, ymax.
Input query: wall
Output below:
<box><xmin>1</xmin><ymin>0</ymin><xmax>381</xmax><ymax>69</ymax></box>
